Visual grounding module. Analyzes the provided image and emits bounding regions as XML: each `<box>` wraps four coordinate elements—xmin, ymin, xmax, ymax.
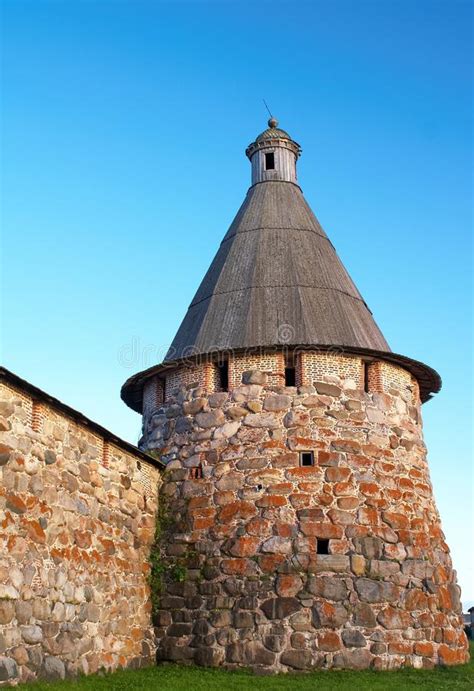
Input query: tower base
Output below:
<box><xmin>144</xmin><ymin>364</ymin><xmax>468</xmax><ymax>672</ymax></box>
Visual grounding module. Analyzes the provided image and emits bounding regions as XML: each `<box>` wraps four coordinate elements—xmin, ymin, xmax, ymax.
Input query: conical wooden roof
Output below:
<box><xmin>121</xmin><ymin>121</ymin><xmax>441</xmax><ymax>410</ymax></box>
<box><xmin>166</xmin><ymin>180</ymin><xmax>389</xmax><ymax>359</ymax></box>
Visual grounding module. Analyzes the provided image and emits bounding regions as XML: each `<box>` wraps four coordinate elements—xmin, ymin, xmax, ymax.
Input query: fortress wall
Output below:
<box><xmin>0</xmin><ymin>378</ymin><xmax>161</xmax><ymax>685</ymax></box>
<box><xmin>141</xmin><ymin>355</ymin><xmax>467</xmax><ymax>672</ymax></box>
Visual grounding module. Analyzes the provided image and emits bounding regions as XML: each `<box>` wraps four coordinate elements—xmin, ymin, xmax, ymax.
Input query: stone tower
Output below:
<box><xmin>122</xmin><ymin>119</ymin><xmax>468</xmax><ymax>671</ymax></box>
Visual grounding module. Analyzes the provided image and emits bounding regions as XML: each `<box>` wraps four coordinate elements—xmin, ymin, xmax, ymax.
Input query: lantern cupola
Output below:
<box><xmin>246</xmin><ymin>117</ymin><xmax>301</xmax><ymax>185</ymax></box>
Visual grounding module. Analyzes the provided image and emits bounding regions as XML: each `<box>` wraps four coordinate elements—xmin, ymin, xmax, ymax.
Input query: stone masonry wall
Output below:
<box><xmin>143</xmin><ymin>378</ymin><xmax>164</xmax><ymax>419</ymax></box>
<box><xmin>142</xmin><ymin>357</ymin><xmax>468</xmax><ymax>673</ymax></box>
<box><xmin>229</xmin><ymin>352</ymin><xmax>285</xmax><ymax>389</ymax></box>
<box><xmin>367</xmin><ymin>361</ymin><xmax>419</xmax><ymax>404</ymax></box>
<box><xmin>165</xmin><ymin>364</ymin><xmax>211</xmax><ymax>401</ymax></box>
<box><xmin>0</xmin><ymin>379</ymin><xmax>161</xmax><ymax>685</ymax></box>
<box><xmin>143</xmin><ymin>352</ymin><xmax>421</xmax><ymax>435</ymax></box>
<box><xmin>299</xmin><ymin>352</ymin><xmax>363</xmax><ymax>390</ymax></box>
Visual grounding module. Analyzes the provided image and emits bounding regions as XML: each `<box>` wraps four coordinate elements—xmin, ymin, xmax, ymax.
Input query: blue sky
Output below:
<box><xmin>2</xmin><ymin>1</ymin><xmax>472</xmax><ymax>604</ymax></box>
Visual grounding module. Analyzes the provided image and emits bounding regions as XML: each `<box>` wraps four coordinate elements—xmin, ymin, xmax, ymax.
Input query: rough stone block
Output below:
<box><xmin>312</xmin><ymin>555</ymin><xmax>350</xmax><ymax>573</ymax></box>
<box><xmin>355</xmin><ymin>578</ymin><xmax>398</xmax><ymax>603</ymax></box>
<box><xmin>353</xmin><ymin>603</ymin><xmax>376</xmax><ymax>627</ymax></box>
<box><xmin>195</xmin><ymin>410</ymin><xmax>225</xmax><ymax>428</ymax></box>
<box><xmin>307</xmin><ymin>576</ymin><xmax>349</xmax><ymax>601</ymax></box>
<box><xmin>44</xmin><ymin>450</ymin><xmax>56</xmax><ymax>465</ymax></box>
<box><xmin>233</xmin><ymin>611</ymin><xmax>254</xmax><ymax>628</ymax></box>
<box><xmin>0</xmin><ymin>602</ymin><xmax>15</xmax><ymax>625</ymax></box>
<box><xmin>263</xmin><ymin>395</ymin><xmax>291</xmax><ymax>412</ymax></box>
<box><xmin>377</xmin><ymin>606</ymin><xmax>412</xmax><ymax>630</ymax></box>
<box><xmin>261</xmin><ymin>597</ymin><xmax>301</xmax><ymax>620</ymax></box>
<box><xmin>342</xmin><ymin>630</ymin><xmax>366</xmax><ymax>648</ymax></box>
<box><xmin>276</xmin><ymin>574</ymin><xmax>303</xmax><ymax>598</ymax></box>
<box><xmin>214</xmin><ymin>421</ymin><xmax>241</xmax><ymax>439</ymax></box>
<box><xmin>280</xmin><ymin>649</ymin><xmax>314</xmax><ymax>669</ymax></box>
<box><xmin>333</xmin><ymin>649</ymin><xmax>373</xmax><ymax>669</ymax></box>
<box><xmin>312</xmin><ymin>602</ymin><xmax>348</xmax><ymax>628</ymax></box>
<box><xmin>242</xmin><ymin>371</ymin><xmax>268</xmax><ymax>386</ymax></box>
<box><xmin>21</xmin><ymin>625</ymin><xmax>43</xmax><ymax>644</ymax></box>
<box><xmin>157</xmin><ymin>638</ymin><xmax>195</xmax><ymax>661</ymax></box>
<box><xmin>168</xmin><ymin>623</ymin><xmax>192</xmax><ymax>636</ymax></box>
<box><xmin>283</xmin><ymin>410</ymin><xmax>310</xmax><ymax>427</ymax></box>
<box><xmin>317</xmin><ymin>631</ymin><xmax>342</xmax><ymax>651</ymax></box>
<box><xmin>314</xmin><ymin>382</ymin><xmax>342</xmax><ymax>397</ymax></box>
<box><xmin>195</xmin><ymin>646</ymin><xmax>225</xmax><ymax>667</ymax></box>
<box><xmin>226</xmin><ymin>641</ymin><xmax>275</xmax><ymax>666</ymax></box>
<box><xmin>353</xmin><ymin>536</ymin><xmax>383</xmax><ymax>559</ymax></box>
<box><xmin>0</xmin><ymin>657</ymin><xmax>18</xmax><ymax>682</ymax></box>
<box><xmin>243</xmin><ymin>413</ymin><xmax>279</xmax><ymax>429</ymax></box>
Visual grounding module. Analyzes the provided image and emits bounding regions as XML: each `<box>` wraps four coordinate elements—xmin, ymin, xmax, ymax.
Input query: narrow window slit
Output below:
<box><xmin>190</xmin><ymin>465</ymin><xmax>203</xmax><ymax>480</ymax></box>
<box><xmin>285</xmin><ymin>367</ymin><xmax>296</xmax><ymax>386</ymax></box>
<box><xmin>218</xmin><ymin>360</ymin><xmax>229</xmax><ymax>391</ymax></box>
<box><xmin>317</xmin><ymin>539</ymin><xmax>330</xmax><ymax>555</ymax></box>
<box><xmin>363</xmin><ymin>361</ymin><xmax>370</xmax><ymax>393</ymax></box>
<box><xmin>300</xmin><ymin>451</ymin><xmax>314</xmax><ymax>467</ymax></box>
<box><xmin>285</xmin><ymin>353</ymin><xmax>296</xmax><ymax>386</ymax></box>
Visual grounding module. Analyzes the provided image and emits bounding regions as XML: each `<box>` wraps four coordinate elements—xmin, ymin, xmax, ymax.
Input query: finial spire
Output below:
<box><xmin>263</xmin><ymin>99</ymin><xmax>278</xmax><ymax>128</ymax></box>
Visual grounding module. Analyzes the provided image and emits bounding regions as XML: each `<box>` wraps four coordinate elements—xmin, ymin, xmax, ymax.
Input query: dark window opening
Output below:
<box><xmin>363</xmin><ymin>361</ymin><xmax>370</xmax><ymax>393</ymax></box>
<box><xmin>300</xmin><ymin>451</ymin><xmax>314</xmax><ymax>467</ymax></box>
<box><xmin>265</xmin><ymin>152</ymin><xmax>275</xmax><ymax>170</ymax></box>
<box><xmin>317</xmin><ymin>539</ymin><xmax>330</xmax><ymax>555</ymax></box>
<box><xmin>218</xmin><ymin>360</ymin><xmax>229</xmax><ymax>391</ymax></box>
<box><xmin>189</xmin><ymin>465</ymin><xmax>203</xmax><ymax>480</ymax></box>
<box><xmin>285</xmin><ymin>367</ymin><xmax>296</xmax><ymax>386</ymax></box>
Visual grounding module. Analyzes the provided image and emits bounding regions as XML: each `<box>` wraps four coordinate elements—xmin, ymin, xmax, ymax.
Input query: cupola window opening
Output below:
<box><xmin>300</xmin><ymin>451</ymin><xmax>314</xmax><ymax>467</ymax></box>
<box><xmin>265</xmin><ymin>152</ymin><xmax>275</xmax><ymax>170</ymax></box>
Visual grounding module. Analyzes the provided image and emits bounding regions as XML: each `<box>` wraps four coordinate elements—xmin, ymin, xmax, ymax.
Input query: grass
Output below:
<box><xmin>20</xmin><ymin>643</ymin><xmax>473</xmax><ymax>690</ymax></box>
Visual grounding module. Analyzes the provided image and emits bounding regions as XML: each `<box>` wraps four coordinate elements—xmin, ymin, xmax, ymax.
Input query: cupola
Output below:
<box><xmin>246</xmin><ymin>117</ymin><xmax>301</xmax><ymax>185</ymax></box>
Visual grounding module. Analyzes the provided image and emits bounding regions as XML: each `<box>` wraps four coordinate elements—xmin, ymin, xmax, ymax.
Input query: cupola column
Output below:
<box><xmin>246</xmin><ymin>117</ymin><xmax>301</xmax><ymax>185</ymax></box>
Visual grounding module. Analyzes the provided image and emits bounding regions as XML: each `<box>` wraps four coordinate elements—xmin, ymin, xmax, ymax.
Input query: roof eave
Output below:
<box><xmin>120</xmin><ymin>345</ymin><xmax>441</xmax><ymax>413</ymax></box>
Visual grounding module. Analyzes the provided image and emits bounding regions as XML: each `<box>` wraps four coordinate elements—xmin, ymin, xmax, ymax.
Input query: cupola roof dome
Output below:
<box><xmin>255</xmin><ymin>117</ymin><xmax>292</xmax><ymax>142</ymax></box>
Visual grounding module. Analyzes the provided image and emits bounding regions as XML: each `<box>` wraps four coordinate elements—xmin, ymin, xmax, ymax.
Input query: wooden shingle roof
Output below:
<box><xmin>165</xmin><ymin>181</ymin><xmax>389</xmax><ymax>360</ymax></box>
<box><xmin>121</xmin><ymin>123</ymin><xmax>441</xmax><ymax>411</ymax></box>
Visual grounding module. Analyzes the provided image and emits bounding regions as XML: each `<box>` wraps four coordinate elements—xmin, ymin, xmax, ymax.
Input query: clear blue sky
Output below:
<box><xmin>1</xmin><ymin>1</ymin><xmax>472</xmax><ymax>605</ymax></box>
